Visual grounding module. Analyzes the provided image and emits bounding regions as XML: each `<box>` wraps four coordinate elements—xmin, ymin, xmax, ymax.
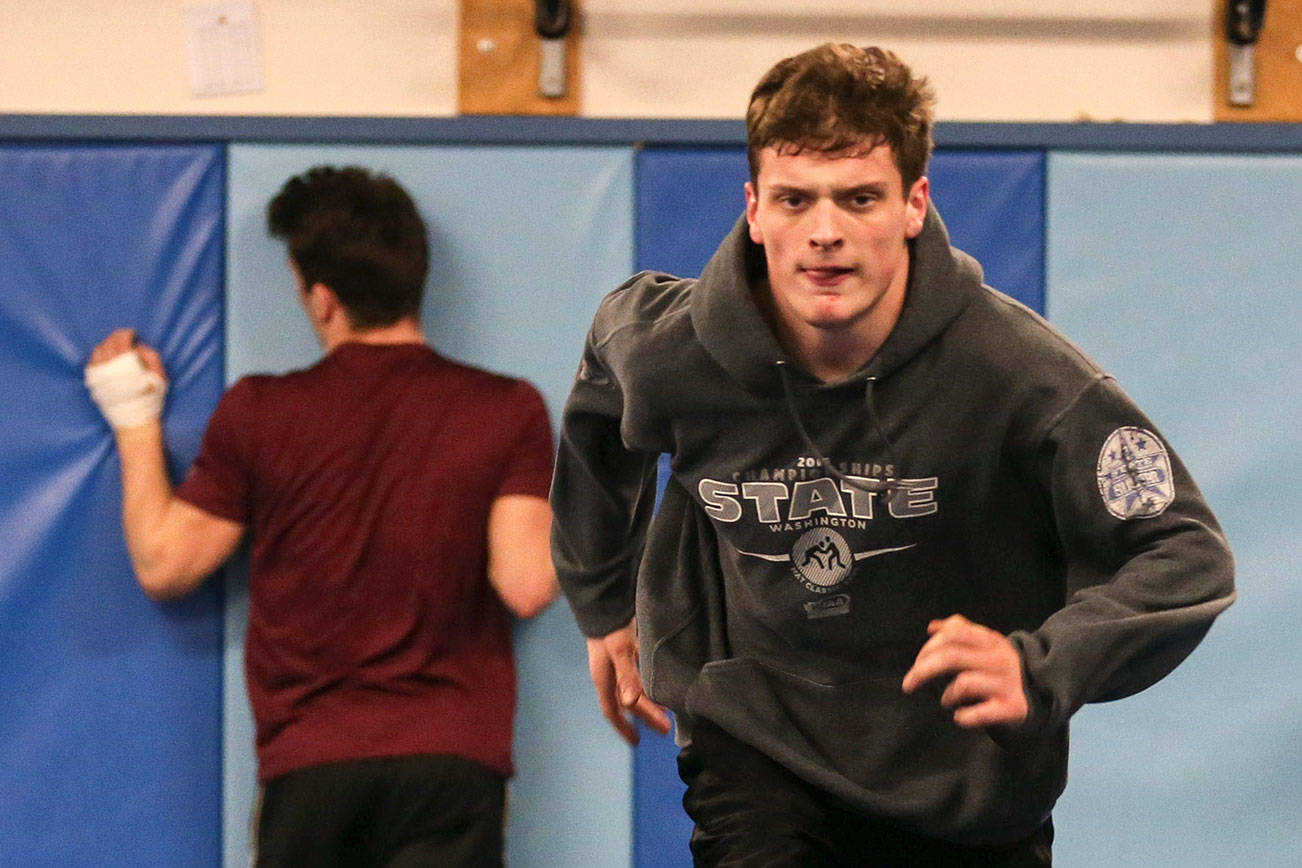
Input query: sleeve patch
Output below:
<box><xmin>1096</xmin><ymin>426</ymin><xmax>1175</xmax><ymax>520</ymax></box>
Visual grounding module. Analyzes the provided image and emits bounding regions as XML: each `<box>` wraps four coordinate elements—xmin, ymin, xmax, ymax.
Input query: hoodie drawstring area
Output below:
<box><xmin>774</xmin><ymin>360</ymin><xmax>902</xmax><ymax>493</ymax></box>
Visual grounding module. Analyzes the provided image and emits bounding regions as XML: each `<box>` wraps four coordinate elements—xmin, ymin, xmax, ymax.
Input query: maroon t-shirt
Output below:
<box><xmin>175</xmin><ymin>342</ymin><xmax>554</xmax><ymax>781</ymax></box>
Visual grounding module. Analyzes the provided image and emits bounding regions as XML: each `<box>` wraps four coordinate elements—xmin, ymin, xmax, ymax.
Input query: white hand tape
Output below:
<box><xmin>85</xmin><ymin>351</ymin><xmax>167</xmax><ymax>429</ymax></box>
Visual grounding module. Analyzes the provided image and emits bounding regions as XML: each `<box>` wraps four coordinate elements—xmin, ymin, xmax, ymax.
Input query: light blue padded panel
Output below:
<box><xmin>1047</xmin><ymin>152</ymin><xmax>1302</xmax><ymax>867</ymax></box>
<box><xmin>0</xmin><ymin>144</ymin><xmax>224</xmax><ymax>866</ymax></box>
<box><xmin>226</xmin><ymin>144</ymin><xmax>635</xmax><ymax>868</ymax></box>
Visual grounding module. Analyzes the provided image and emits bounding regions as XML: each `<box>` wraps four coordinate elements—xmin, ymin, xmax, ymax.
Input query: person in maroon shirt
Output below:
<box><xmin>84</xmin><ymin>166</ymin><xmax>557</xmax><ymax>867</ymax></box>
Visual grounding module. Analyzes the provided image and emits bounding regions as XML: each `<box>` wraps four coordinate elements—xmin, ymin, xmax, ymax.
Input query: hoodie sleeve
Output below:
<box><xmin>550</xmin><ymin>318</ymin><xmax>661</xmax><ymax>638</ymax></box>
<box><xmin>1009</xmin><ymin>374</ymin><xmax>1235</xmax><ymax>733</ymax></box>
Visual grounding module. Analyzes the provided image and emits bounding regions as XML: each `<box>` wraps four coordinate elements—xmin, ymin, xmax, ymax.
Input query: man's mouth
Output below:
<box><xmin>800</xmin><ymin>266</ymin><xmax>855</xmax><ymax>286</ymax></box>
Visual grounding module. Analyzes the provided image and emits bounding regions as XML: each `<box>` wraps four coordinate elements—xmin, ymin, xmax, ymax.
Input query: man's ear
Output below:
<box><xmin>306</xmin><ymin>282</ymin><xmax>341</xmax><ymax>324</ymax></box>
<box><xmin>745</xmin><ymin>181</ymin><xmax>764</xmax><ymax>245</ymax></box>
<box><xmin>904</xmin><ymin>176</ymin><xmax>929</xmax><ymax>240</ymax></box>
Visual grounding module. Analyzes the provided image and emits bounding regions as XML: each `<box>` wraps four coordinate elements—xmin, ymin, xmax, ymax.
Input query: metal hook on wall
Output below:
<box><xmin>536</xmin><ymin>0</ymin><xmax>573</xmax><ymax>98</ymax></box>
<box><xmin>1226</xmin><ymin>0</ymin><xmax>1268</xmax><ymax>106</ymax></box>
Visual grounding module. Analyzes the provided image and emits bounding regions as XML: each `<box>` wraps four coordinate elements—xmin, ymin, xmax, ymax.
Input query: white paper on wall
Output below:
<box><xmin>185</xmin><ymin>3</ymin><xmax>265</xmax><ymax>97</ymax></box>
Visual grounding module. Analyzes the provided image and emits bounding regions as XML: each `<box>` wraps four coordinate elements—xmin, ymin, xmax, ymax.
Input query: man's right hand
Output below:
<box><xmin>586</xmin><ymin>620</ymin><xmax>672</xmax><ymax>745</ymax></box>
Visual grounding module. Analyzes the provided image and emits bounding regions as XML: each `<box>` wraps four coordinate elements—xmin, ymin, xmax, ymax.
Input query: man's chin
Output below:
<box><xmin>805</xmin><ymin>306</ymin><xmax>859</xmax><ymax>330</ymax></box>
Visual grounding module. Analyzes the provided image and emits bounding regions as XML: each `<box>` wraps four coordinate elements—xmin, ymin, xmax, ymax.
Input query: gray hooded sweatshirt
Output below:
<box><xmin>551</xmin><ymin>205</ymin><xmax>1235</xmax><ymax>844</ymax></box>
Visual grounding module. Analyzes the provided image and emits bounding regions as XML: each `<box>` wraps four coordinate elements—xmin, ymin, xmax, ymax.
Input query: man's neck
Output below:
<box><xmin>784</xmin><ymin>326</ymin><xmax>884</xmax><ymax>383</ymax></box>
<box><xmin>322</xmin><ymin>317</ymin><xmax>425</xmax><ymax>352</ymax></box>
<box><xmin>760</xmin><ymin>284</ymin><xmax>906</xmax><ymax>383</ymax></box>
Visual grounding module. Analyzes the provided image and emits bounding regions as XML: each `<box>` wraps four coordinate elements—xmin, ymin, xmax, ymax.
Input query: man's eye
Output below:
<box><xmin>850</xmin><ymin>194</ymin><xmax>876</xmax><ymax>207</ymax></box>
<box><xmin>778</xmin><ymin>195</ymin><xmax>805</xmax><ymax>208</ymax></box>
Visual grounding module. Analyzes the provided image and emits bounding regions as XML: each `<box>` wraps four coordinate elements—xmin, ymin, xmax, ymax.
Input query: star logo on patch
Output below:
<box><xmin>1096</xmin><ymin>426</ymin><xmax>1175</xmax><ymax>520</ymax></box>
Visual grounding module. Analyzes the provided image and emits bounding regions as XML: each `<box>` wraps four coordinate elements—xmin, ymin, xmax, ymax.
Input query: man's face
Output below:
<box><xmin>745</xmin><ymin>143</ymin><xmax>928</xmax><ymax>340</ymax></box>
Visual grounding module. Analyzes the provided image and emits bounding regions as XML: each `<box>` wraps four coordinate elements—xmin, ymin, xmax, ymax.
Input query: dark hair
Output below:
<box><xmin>746</xmin><ymin>43</ymin><xmax>935</xmax><ymax>191</ymax></box>
<box><xmin>267</xmin><ymin>166</ymin><xmax>429</xmax><ymax>329</ymax></box>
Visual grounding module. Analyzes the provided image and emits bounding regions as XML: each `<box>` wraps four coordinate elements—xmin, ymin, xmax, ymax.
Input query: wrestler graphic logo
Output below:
<box><xmin>736</xmin><ymin>531</ymin><xmax>915</xmax><ymax>595</ymax></box>
<box><xmin>792</xmin><ymin>528</ymin><xmax>854</xmax><ymax>590</ymax></box>
<box><xmin>1096</xmin><ymin>426</ymin><xmax>1175</xmax><ymax>520</ymax></box>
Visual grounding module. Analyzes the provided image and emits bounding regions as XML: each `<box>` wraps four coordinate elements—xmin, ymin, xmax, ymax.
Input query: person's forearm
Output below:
<box><xmin>113</xmin><ymin>421</ymin><xmax>176</xmax><ymax>591</ymax></box>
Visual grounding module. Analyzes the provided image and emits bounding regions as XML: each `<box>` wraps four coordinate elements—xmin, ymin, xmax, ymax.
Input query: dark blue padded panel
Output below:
<box><xmin>633</xmin><ymin>146</ymin><xmax>1047</xmax><ymax>868</ymax></box>
<box><xmin>928</xmin><ymin>151</ymin><xmax>1044</xmax><ymax>312</ymax></box>
<box><xmin>635</xmin><ymin>147</ymin><xmax>751</xmax><ymax>277</ymax></box>
<box><xmin>633</xmin><ymin>146</ymin><xmax>750</xmax><ymax>868</ymax></box>
<box><xmin>636</xmin><ymin>147</ymin><xmax>1044</xmax><ymax>312</ymax></box>
<box><xmin>0</xmin><ymin>144</ymin><xmax>225</xmax><ymax>866</ymax></box>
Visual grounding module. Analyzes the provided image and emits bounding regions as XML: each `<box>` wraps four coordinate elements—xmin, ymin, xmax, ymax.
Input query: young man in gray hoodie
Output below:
<box><xmin>551</xmin><ymin>44</ymin><xmax>1234</xmax><ymax>866</ymax></box>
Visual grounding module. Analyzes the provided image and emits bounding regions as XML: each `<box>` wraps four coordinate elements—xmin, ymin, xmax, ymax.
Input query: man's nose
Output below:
<box><xmin>807</xmin><ymin>201</ymin><xmax>843</xmax><ymax>250</ymax></box>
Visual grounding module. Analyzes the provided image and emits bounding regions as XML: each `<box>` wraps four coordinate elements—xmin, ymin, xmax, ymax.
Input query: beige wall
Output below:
<box><xmin>0</xmin><ymin>0</ymin><xmax>1215</xmax><ymax>121</ymax></box>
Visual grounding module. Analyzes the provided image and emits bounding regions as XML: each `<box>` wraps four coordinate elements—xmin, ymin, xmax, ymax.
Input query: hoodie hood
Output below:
<box><xmin>690</xmin><ymin>202</ymin><xmax>985</xmax><ymax>393</ymax></box>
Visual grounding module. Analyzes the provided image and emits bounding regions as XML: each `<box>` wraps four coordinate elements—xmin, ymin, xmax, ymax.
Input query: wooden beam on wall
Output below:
<box><xmin>1215</xmin><ymin>0</ymin><xmax>1302</xmax><ymax>120</ymax></box>
<box><xmin>459</xmin><ymin>0</ymin><xmax>581</xmax><ymax>116</ymax></box>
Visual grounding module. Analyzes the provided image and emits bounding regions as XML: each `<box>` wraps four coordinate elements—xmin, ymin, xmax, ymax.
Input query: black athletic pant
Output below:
<box><xmin>255</xmin><ymin>754</ymin><xmax>506</xmax><ymax>868</ymax></box>
<box><xmin>678</xmin><ymin>720</ymin><xmax>1053</xmax><ymax>868</ymax></box>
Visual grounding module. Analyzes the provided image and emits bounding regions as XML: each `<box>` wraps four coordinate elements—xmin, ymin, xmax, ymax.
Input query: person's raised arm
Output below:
<box><xmin>86</xmin><ymin>329</ymin><xmax>243</xmax><ymax>599</ymax></box>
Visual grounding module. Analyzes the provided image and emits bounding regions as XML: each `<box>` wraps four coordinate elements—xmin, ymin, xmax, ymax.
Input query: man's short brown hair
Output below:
<box><xmin>267</xmin><ymin>166</ymin><xmax>429</xmax><ymax>330</ymax></box>
<box><xmin>746</xmin><ymin>43</ymin><xmax>936</xmax><ymax>191</ymax></box>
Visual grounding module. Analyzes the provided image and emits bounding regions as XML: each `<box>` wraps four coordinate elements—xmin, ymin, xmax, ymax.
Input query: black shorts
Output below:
<box><xmin>678</xmin><ymin>720</ymin><xmax>1053</xmax><ymax>868</ymax></box>
<box><xmin>255</xmin><ymin>753</ymin><xmax>506</xmax><ymax>868</ymax></box>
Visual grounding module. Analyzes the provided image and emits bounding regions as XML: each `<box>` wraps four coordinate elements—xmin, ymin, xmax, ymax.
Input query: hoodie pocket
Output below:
<box><xmin>683</xmin><ymin>656</ymin><xmax>1063</xmax><ymax>841</ymax></box>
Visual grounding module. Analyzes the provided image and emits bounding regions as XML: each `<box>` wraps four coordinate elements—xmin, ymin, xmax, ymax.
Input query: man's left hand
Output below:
<box><xmin>85</xmin><ymin>328</ymin><xmax>168</xmax><ymax>431</ymax></box>
<box><xmin>901</xmin><ymin>614</ymin><xmax>1029</xmax><ymax>728</ymax></box>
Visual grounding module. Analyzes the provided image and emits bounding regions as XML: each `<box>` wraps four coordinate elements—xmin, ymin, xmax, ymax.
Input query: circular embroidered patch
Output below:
<box><xmin>1096</xmin><ymin>426</ymin><xmax>1175</xmax><ymax>520</ymax></box>
<box><xmin>791</xmin><ymin>528</ymin><xmax>854</xmax><ymax>591</ymax></box>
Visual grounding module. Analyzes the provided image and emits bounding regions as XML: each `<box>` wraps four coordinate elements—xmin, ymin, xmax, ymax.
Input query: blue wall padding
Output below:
<box><xmin>1046</xmin><ymin>153</ymin><xmax>1302</xmax><ymax>868</ymax></box>
<box><xmin>223</xmin><ymin>143</ymin><xmax>637</xmax><ymax>868</ymax></box>
<box><xmin>0</xmin><ymin>145</ymin><xmax>225</xmax><ymax>866</ymax></box>
<box><xmin>631</xmin><ymin>146</ymin><xmax>1048</xmax><ymax>867</ymax></box>
<box><xmin>4</xmin><ymin>134</ymin><xmax>1280</xmax><ymax>868</ymax></box>
<box><xmin>634</xmin><ymin>147</ymin><xmax>1044</xmax><ymax>310</ymax></box>
<box><xmin>635</xmin><ymin>147</ymin><xmax>752</xmax><ymax>278</ymax></box>
<box><xmin>928</xmin><ymin>151</ymin><xmax>1044</xmax><ymax>312</ymax></box>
